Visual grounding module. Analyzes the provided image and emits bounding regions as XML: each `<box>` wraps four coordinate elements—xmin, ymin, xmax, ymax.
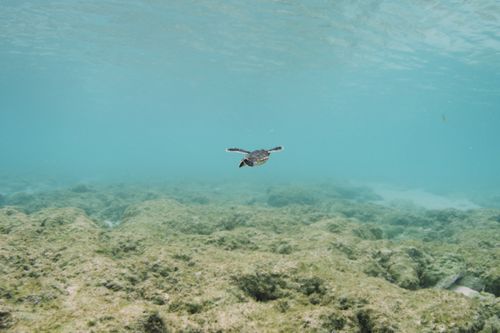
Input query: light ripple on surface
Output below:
<box><xmin>1</xmin><ymin>0</ymin><xmax>500</xmax><ymax>72</ymax></box>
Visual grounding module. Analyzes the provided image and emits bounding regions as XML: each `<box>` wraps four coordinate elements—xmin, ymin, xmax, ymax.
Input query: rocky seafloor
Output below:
<box><xmin>0</xmin><ymin>181</ymin><xmax>499</xmax><ymax>332</ymax></box>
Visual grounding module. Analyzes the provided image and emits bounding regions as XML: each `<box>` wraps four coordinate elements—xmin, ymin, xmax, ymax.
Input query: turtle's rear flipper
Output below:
<box><xmin>227</xmin><ymin>148</ymin><xmax>250</xmax><ymax>154</ymax></box>
<box><xmin>267</xmin><ymin>146</ymin><xmax>283</xmax><ymax>152</ymax></box>
<box><xmin>240</xmin><ymin>159</ymin><xmax>254</xmax><ymax>167</ymax></box>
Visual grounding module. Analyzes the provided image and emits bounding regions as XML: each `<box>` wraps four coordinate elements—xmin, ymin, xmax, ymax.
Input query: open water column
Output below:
<box><xmin>0</xmin><ymin>1</ymin><xmax>499</xmax><ymax>332</ymax></box>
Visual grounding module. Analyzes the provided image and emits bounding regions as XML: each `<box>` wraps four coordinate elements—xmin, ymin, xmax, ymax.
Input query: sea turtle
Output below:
<box><xmin>226</xmin><ymin>146</ymin><xmax>283</xmax><ymax>168</ymax></box>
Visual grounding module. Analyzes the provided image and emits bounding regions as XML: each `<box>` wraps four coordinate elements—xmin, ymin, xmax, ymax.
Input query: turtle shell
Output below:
<box><xmin>246</xmin><ymin>150</ymin><xmax>270</xmax><ymax>166</ymax></box>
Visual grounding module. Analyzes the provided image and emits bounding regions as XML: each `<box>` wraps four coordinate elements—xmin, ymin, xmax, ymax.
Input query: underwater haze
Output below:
<box><xmin>1</xmin><ymin>2</ymin><xmax>500</xmax><ymax>333</ymax></box>
<box><xmin>1</xmin><ymin>0</ymin><xmax>500</xmax><ymax>192</ymax></box>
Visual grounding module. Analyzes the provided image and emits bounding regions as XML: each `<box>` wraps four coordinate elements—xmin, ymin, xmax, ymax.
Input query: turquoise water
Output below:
<box><xmin>1</xmin><ymin>1</ymin><xmax>500</xmax><ymax>192</ymax></box>
<box><xmin>1</xmin><ymin>4</ymin><xmax>500</xmax><ymax>331</ymax></box>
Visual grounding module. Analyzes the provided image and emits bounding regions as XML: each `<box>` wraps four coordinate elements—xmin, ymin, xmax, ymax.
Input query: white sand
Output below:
<box><xmin>369</xmin><ymin>184</ymin><xmax>480</xmax><ymax>210</ymax></box>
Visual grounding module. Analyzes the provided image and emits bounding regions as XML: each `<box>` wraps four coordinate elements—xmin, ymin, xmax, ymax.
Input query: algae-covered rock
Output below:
<box><xmin>0</xmin><ymin>208</ymin><xmax>28</xmax><ymax>234</ymax></box>
<box><xmin>300</xmin><ymin>309</ymin><xmax>349</xmax><ymax>332</ymax></box>
<box><xmin>70</xmin><ymin>184</ymin><xmax>93</xmax><ymax>193</ymax></box>
<box><xmin>233</xmin><ymin>272</ymin><xmax>288</xmax><ymax>301</ymax></box>
<box><xmin>121</xmin><ymin>199</ymin><xmax>220</xmax><ymax>235</ymax></box>
<box><xmin>385</xmin><ymin>211</ymin><xmax>432</xmax><ymax>226</ymax></box>
<box><xmin>491</xmin><ymin>214</ymin><xmax>500</xmax><ymax>223</ymax></box>
<box><xmin>297</xmin><ymin>276</ymin><xmax>327</xmax><ymax>297</ymax></box>
<box><xmin>35</xmin><ymin>207</ymin><xmax>88</xmax><ymax>228</ymax></box>
<box><xmin>206</xmin><ymin>233</ymin><xmax>258</xmax><ymax>251</ymax></box>
<box><xmin>425</xmin><ymin>254</ymin><xmax>466</xmax><ymax>289</ymax></box>
<box><xmin>458</xmin><ymin>274</ymin><xmax>486</xmax><ymax>291</ymax></box>
<box><xmin>330</xmin><ymin>239</ymin><xmax>359</xmax><ymax>260</ymax></box>
<box><xmin>319</xmin><ymin>311</ymin><xmax>346</xmax><ymax>331</ymax></box>
<box><xmin>353</xmin><ymin>224</ymin><xmax>384</xmax><ymax>240</ymax></box>
<box><xmin>425</xmin><ymin>208</ymin><xmax>468</xmax><ymax>225</ymax></box>
<box><xmin>270</xmin><ymin>240</ymin><xmax>294</xmax><ymax>254</ymax></box>
<box><xmin>325</xmin><ymin>221</ymin><xmax>344</xmax><ymax>233</ymax></box>
<box><xmin>361</xmin><ymin>261</ymin><xmax>385</xmax><ymax>280</ymax></box>
<box><xmin>5</xmin><ymin>192</ymin><xmax>47</xmax><ymax>214</ymax></box>
<box><xmin>267</xmin><ymin>187</ymin><xmax>317</xmax><ymax>207</ymax></box>
<box><xmin>139</xmin><ymin>312</ymin><xmax>169</xmax><ymax>333</ymax></box>
<box><xmin>481</xmin><ymin>316</ymin><xmax>500</xmax><ymax>333</ymax></box>
<box><xmin>216</xmin><ymin>212</ymin><xmax>248</xmax><ymax>230</ymax></box>
<box><xmin>0</xmin><ymin>310</ymin><xmax>13</xmax><ymax>329</ymax></box>
<box><xmin>97</xmin><ymin>236</ymin><xmax>145</xmax><ymax>259</ymax></box>
<box><xmin>356</xmin><ymin>308</ymin><xmax>399</xmax><ymax>333</ymax></box>
<box><xmin>386</xmin><ymin>257</ymin><xmax>421</xmax><ymax>290</ymax></box>
<box><xmin>371</xmin><ymin>247</ymin><xmax>429</xmax><ymax>290</ymax></box>
<box><xmin>369</xmin><ymin>246</ymin><xmax>471</xmax><ymax>292</ymax></box>
<box><xmin>483</xmin><ymin>267</ymin><xmax>500</xmax><ymax>296</ymax></box>
<box><xmin>0</xmin><ymin>182</ymin><xmax>497</xmax><ymax>332</ymax></box>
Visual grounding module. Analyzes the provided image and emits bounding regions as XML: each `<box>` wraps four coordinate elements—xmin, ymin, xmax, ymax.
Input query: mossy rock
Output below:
<box><xmin>5</xmin><ymin>192</ymin><xmax>48</xmax><ymax>214</ymax></box>
<box><xmin>5</xmin><ymin>192</ymin><xmax>35</xmax><ymax>206</ymax></box>
<box><xmin>320</xmin><ymin>311</ymin><xmax>346</xmax><ymax>331</ymax></box>
<box><xmin>325</xmin><ymin>222</ymin><xmax>344</xmax><ymax>233</ymax></box>
<box><xmin>97</xmin><ymin>238</ymin><xmax>145</xmax><ymax>259</ymax></box>
<box><xmin>267</xmin><ymin>187</ymin><xmax>317</xmax><ymax>207</ymax></box>
<box><xmin>363</xmin><ymin>258</ymin><xmax>388</xmax><ymax>279</ymax></box>
<box><xmin>270</xmin><ymin>241</ymin><xmax>294</xmax><ymax>254</ymax></box>
<box><xmin>141</xmin><ymin>312</ymin><xmax>169</xmax><ymax>333</ymax></box>
<box><xmin>330</xmin><ymin>240</ymin><xmax>358</xmax><ymax>260</ymax></box>
<box><xmin>34</xmin><ymin>208</ymin><xmax>92</xmax><ymax>229</ymax></box>
<box><xmin>233</xmin><ymin>272</ymin><xmax>288</xmax><ymax>302</ymax></box>
<box><xmin>216</xmin><ymin>212</ymin><xmax>248</xmax><ymax>231</ymax></box>
<box><xmin>70</xmin><ymin>184</ymin><xmax>93</xmax><ymax>193</ymax></box>
<box><xmin>274</xmin><ymin>299</ymin><xmax>290</xmax><ymax>313</ymax></box>
<box><xmin>483</xmin><ymin>267</ymin><xmax>500</xmax><ymax>296</ymax></box>
<box><xmin>186</xmin><ymin>195</ymin><xmax>210</xmax><ymax>205</ymax></box>
<box><xmin>100</xmin><ymin>279</ymin><xmax>124</xmax><ymax>292</ymax></box>
<box><xmin>99</xmin><ymin>203</ymin><xmax>128</xmax><ymax>223</ymax></box>
<box><xmin>374</xmin><ymin>247</ymin><xmax>427</xmax><ymax>290</ymax></box>
<box><xmin>296</xmin><ymin>277</ymin><xmax>326</xmax><ymax>296</ymax></box>
<box><xmin>206</xmin><ymin>233</ymin><xmax>258</xmax><ymax>251</ymax></box>
<box><xmin>0</xmin><ymin>310</ymin><xmax>13</xmax><ymax>329</ymax></box>
<box><xmin>0</xmin><ymin>208</ymin><xmax>27</xmax><ymax>234</ymax></box>
<box><xmin>356</xmin><ymin>309</ymin><xmax>398</xmax><ymax>333</ymax></box>
<box><xmin>385</xmin><ymin>212</ymin><xmax>432</xmax><ymax>226</ymax></box>
<box><xmin>371</xmin><ymin>246</ymin><xmax>469</xmax><ymax>291</ymax></box>
<box><xmin>0</xmin><ymin>182</ymin><xmax>498</xmax><ymax>332</ymax></box>
<box><xmin>383</xmin><ymin>226</ymin><xmax>405</xmax><ymax>239</ymax></box>
<box><xmin>425</xmin><ymin>209</ymin><xmax>468</xmax><ymax>224</ymax></box>
<box><xmin>387</xmin><ymin>261</ymin><xmax>420</xmax><ymax>290</ymax></box>
<box><xmin>353</xmin><ymin>224</ymin><xmax>384</xmax><ymax>240</ymax></box>
<box><xmin>457</xmin><ymin>274</ymin><xmax>486</xmax><ymax>291</ymax></box>
<box><xmin>481</xmin><ymin>316</ymin><xmax>500</xmax><ymax>332</ymax></box>
<box><xmin>425</xmin><ymin>254</ymin><xmax>465</xmax><ymax>289</ymax></box>
<box><xmin>490</xmin><ymin>214</ymin><xmax>500</xmax><ymax>223</ymax></box>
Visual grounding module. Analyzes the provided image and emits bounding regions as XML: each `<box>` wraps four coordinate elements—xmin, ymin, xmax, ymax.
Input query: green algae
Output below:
<box><xmin>0</xmin><ymin>310</ymin><xmax>13</xmax><ymax>329</ymax></box>
<box><xmin>233</xmin><ymin>272</ymin><xmax>289</xmax><ymax>302</ymax></box>
<box><xmin>0</xmin><ymin>182</ymin><xmax>498</xmax><ymax>332</ymax></box>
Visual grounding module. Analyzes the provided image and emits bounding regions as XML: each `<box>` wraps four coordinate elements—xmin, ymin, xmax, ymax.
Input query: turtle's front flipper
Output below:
<box><xmin>267</xmin><ymin>146</ymin><xmax>283</xmax><ymax>153</ymax></box>
<box><xmin>239</xmin><ymin>160</ymin><xmax>246</xmax><ymax>168</ymax></box>
<box><xmin>226</xmin><ymin>148</ymin><xmax>251</xmax><ymax>154</ymax></box>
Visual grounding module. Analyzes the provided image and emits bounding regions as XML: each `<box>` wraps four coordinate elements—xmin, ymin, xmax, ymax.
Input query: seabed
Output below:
<box><xmin>0</xmin><ymin>182</ymin><xmax>499</xmax><ymax>332</ymax></box>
